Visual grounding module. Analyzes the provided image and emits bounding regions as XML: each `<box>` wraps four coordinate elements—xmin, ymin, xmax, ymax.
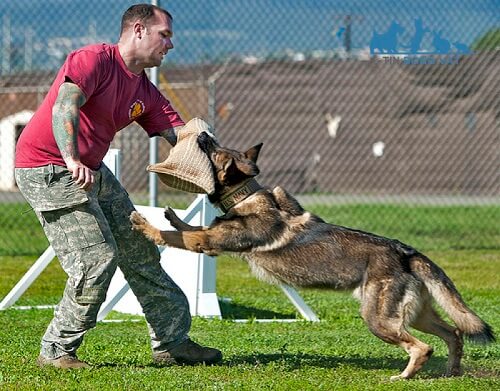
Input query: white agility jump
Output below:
<box><xmin>0</xmin><ymin>149</ymin><xmax>319</xmax><ymax>322</ymax></box>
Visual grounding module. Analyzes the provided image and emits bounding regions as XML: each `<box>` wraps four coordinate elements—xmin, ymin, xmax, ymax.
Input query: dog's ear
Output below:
<box><xmin>244</xmin><ymin>143</ymin><xmax>263</xmax><ymax>163</ymax></box>
<box><xmin>217</xmin><ymin>157</ymin><xmax>236</xmax><ymax>184</ymax></box>
<box><xmin>219</xmin><ymin>156</ymin><xmax>259</xmax><ymax>183</ymax></box>
<box><xmin>223</xmin><ymin>157</ymin><xmax>234</xmax><ymax>172</ymax></box>
<box><xmin>234</xmin><ymin>161</ymin><xmax>259</xmax><ymax>177</ymax></box>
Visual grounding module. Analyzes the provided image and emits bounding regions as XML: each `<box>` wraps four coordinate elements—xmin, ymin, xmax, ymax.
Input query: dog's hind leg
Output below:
<box><xmin>360</xmin><ymin>279</ymin><xmax>434</xmax><ymax>380</ymax></box>
<box><xmin>411</xmin><ymin>303</ymin><xmax>464</xmax><ymax>377</ymax></box>
<box><xmin>387</xmin><ymin>334</ymin><xmax>434</xmax><ymax>381</ymax></box>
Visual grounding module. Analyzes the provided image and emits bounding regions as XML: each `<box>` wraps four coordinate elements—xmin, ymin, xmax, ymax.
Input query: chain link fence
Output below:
<box><xmin>0</xmin><ymin>1</ymin><xmax>498</xmax><ymax>255</ymax></box>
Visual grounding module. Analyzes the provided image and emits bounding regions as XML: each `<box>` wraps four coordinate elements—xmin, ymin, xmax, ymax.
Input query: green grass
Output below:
<box><xmin>0</xmin><ymin>203</ymin><xmax>49</xmax><ymax>256</ymax></box>
<box><xmin>308</xmin><ymin>204</ymin><xmax>500</xmax><ymax>251</ymax></box>
<box><xmin>0</xmin><ymin>203</ymin><xmax>499</xmax><ymax>389</ymax></box>
<box><xmin>1</xmin><ymin>202</ymin><xmax>499</xmax><ymax>255</ymax></box>
<box><xmin>0</xmin><ymin>250</ymin><xmax>499</xmax><ymax>390</ymax></box>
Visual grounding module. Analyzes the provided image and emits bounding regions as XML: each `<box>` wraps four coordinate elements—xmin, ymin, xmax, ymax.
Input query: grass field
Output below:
<box><xmin>1</xmin><ymin>202</ymin><xmax>499</xmax><ymax>255</ymax></box>
<box><xmin>0</xmin><ymin>203</ymin><xmax>498</xmax><ymax>390</ymax></box>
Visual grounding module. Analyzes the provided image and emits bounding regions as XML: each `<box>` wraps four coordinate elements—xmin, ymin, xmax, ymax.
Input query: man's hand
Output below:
<box><xmin>159</xmin><ymin>125</ymin><xmax>183</xmax><ymax>146</ymax></box>
<box><xmin>65</xmin><ymin>158</ymin><xmax>96</xmax><ymax>191</ymax></box>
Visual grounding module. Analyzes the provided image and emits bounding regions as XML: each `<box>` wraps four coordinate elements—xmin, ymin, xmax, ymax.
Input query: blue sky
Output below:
<box><xmin>0</xmin><ymin>0</ymin><xmax>498</xmax><ymax>68</ymax></box>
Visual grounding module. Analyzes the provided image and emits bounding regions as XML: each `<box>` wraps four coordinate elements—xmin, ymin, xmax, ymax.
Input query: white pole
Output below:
<box><xmin>207</xmin><ymin>58</ymin><xmax>231</xmax><ymax>129</ymax></box>
<box><xmin>24</xmin><ymin>28</ymin><xmax>34</xmax><ymax>71</ymax></box>
<box><xmin>149</xmin><ymin>0</ymin><xmax>160</xmax><ymax>207</ymax></box>
<box><xmin>149</xmin><ymin>66</ymin><xmax>159</xmax><ymax>207</ymax></box>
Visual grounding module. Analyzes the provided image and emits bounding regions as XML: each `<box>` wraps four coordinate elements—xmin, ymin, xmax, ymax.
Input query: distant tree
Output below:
<box><xmin>472</xmin><ymin>28</ymin><xmax>500</xmax><ymax>51</ymax></box>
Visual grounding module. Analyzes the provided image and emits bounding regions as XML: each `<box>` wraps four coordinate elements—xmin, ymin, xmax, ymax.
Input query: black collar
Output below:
<box><xmin>218</xmin><ymin>178</ymin><xmax>262</xmax><ymax>213</ymax></box>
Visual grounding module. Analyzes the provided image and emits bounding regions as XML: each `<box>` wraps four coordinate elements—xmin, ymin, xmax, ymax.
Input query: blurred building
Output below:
<box><xmin>1</xmin><ymin>52</ymin><xmax>498</xmax><ymax>196</ymax></box>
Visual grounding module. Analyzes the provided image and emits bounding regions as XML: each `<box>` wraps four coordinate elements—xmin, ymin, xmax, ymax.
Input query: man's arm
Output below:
<box><xmin>158</xmin><ymin>125</ymin><xmax>184</xmax><ymax>146</ymax></box>
<box><xmin>52</xmin><ymin>82</ymin><xmax>95</xmax><ymax>190</ymax></box>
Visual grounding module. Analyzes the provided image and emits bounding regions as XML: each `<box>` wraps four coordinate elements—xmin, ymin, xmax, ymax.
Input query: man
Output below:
<box><xmin>15</xmin><ymin>3</ymin><xmax>222</xmax><ymax>369</ymax></box>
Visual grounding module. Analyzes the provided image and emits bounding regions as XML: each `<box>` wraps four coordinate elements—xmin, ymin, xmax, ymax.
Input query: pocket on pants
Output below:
<box><xmin>16</xmin><ymin>166</ymin><xmax>89</xmax><ymax>212</ymax></box>
<box><xmin>71</xmin><ymin>240</ymin><xmax>117</xmax><ymax>305</ymax></box>
<box><xmin>41</xmin><ymin>203</ymin><xmax>106</xmax><ymax>255</ymax></box>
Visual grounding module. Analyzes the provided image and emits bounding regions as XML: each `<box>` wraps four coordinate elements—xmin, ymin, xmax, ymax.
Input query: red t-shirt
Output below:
<box><xmin>15</xmin><ymin>43</ymin><xmax>184</xmax><ymax>170</ymax></box>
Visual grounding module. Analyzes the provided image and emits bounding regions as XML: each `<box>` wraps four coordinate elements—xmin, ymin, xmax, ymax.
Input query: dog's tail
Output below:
<box><xmin>410</xmin><ymin>254</ymin><xmax>495</xmax><ymax>344</ymax></box>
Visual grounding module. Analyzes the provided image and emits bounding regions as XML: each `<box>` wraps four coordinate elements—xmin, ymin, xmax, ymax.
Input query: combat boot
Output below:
<box><xmin>153</xmin><ymin>339</ymin><xmax>222</xmax><ymax>366</ymax></box>
<box><xmin>36</xmin><ymin>354</ymin><xmax>90</xmax><ymax>369</ymax></box>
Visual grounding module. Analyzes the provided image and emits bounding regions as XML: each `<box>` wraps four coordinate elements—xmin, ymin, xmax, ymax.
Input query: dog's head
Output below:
<box><xmin>197</xmin><ymin>131</ymin><xmax>263</xmax><ymax>189</ymax></box>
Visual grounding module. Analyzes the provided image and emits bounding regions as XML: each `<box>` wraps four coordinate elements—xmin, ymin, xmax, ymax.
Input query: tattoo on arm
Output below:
<box><xmin>52</xmin><ymin>82</ymin><xmax>87</xmax><ymax>162</ymax></box>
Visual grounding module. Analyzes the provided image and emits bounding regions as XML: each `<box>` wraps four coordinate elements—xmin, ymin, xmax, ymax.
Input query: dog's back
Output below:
<box><xmin>235</xmin><ymin>186</ymin><xmax>416</xmax><ymax>291</ymax></box>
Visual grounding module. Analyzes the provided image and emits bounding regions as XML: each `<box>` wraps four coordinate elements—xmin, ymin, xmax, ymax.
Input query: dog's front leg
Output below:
<box><xmin>164</xmin><ymin>207</ymin><xmax>205</xmax><ymax>231</ymax></box>
<box><xmin>130</xmin><ymin>212</ymin><xmax>219</xmax><ymax>255</ymax></box>
<box><xmin>158</xmin><ymin>230</ymin><xmax>220</xmax><ymax>256</ymax></box>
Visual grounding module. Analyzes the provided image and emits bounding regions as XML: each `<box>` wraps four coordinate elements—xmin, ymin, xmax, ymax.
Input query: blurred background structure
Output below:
<box><xmin>0</xmin><ymin>0</ymin><xmax>498</xmax><ymax>255</ymax></box>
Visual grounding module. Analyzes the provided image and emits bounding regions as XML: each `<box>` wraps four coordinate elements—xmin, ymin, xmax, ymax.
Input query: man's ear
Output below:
<box><xmin>245</xmin><ymin>143</ymin><xmax>263</xmax><ymax>163</ymax></box>
<box><xmin>133</xmin><ymin>21</ymin><xmax>145</xmax><ymax>38</ymax></box>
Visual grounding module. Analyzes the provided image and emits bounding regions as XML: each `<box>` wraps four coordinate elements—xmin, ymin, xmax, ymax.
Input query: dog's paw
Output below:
<box><xmin>164</xmin><ymin>207</ymin><xmax>184</xmax><ymax>229</ymax></box>
<box><xmin>130</xmin><ymin>211</ymin><xmax>161</xmax><ymax>244</ymax></box>
<box><xmin>164</xmin><ymin>207</ymin><xmax>176</xmax><ymax>220</ymax></box>
<box><xmin>130</xmin><ymin>211</ymin><xmax>147</xmax><ymax>230</ymax></box>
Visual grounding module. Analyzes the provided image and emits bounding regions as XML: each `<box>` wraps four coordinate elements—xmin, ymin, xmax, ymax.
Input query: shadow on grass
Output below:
<box><xmin>227</xmin><ymin>352</ymin><xmax>448</xmax><ymax>377</ymax></box>
<box><xmin>93</xmin><ymin>353</ymin><xmax>454</xmax><ymax>379</ymax></box>
<box><xmin>219</xmin><ymin>300</ymin><xmax>296</xmax><ymax>320</ymax></box>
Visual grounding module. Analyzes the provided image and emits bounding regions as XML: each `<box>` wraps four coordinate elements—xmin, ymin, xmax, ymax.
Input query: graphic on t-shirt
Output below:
<box><xmin>129</xmin><ymin>99</ymin><xmax>145</xmax><ymax>120</ymax></box>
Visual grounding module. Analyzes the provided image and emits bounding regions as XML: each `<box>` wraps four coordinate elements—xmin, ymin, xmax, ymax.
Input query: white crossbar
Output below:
<box><xmin>0</xmin><ymin>246</ymin><xmax>55</xmax><ymax>310</ymax></box>
<box><xmin>280</xmin><ymin>284</ymin><xmax>320</xmax><ymax>322</ymax></box>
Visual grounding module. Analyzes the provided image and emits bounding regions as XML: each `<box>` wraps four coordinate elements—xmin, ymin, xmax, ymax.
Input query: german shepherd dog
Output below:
<box><xmin>131</xmin><ymin>132</ymin><xmax>495</xmax><ymax>380</ymax></box>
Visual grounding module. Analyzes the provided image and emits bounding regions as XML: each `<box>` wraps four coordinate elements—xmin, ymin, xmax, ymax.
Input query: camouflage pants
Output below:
<box><xmin>15</xmin><ymin>163</ymin><xmax>191</xmax><ymax>359</ymax></box>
